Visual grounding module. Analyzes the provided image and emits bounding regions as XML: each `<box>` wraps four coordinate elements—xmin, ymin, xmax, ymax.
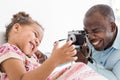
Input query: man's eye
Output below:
<box><xmin>86</xmin><ymin>31</ymin><xmax>90</xmax><ymax>34</ymax></box>
<box><xmin>93</xmin><ymin>29</ymin><xmax>104</xmax><ymax>33</ymax></box>
<box><xmin>93</xmin><ymin>30</ymin><xmax>100</xmax><ymax>33</ymax></box>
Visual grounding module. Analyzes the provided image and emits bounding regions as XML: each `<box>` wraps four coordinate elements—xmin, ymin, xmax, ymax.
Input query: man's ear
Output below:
<box><xmin>12</xmin><ymin>23</ymin><xmax>22</xmax><ymax>32</ymax></box>
<box><xmin>110</xmin><ymin>22</ymin><xmax>116</xmax><ymax>32</ymax></box>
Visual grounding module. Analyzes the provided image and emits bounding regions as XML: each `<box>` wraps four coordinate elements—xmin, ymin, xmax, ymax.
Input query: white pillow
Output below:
<box><xmin>0</xmin><ymin>30</ymin><xmax>6</xmax><ymax>45</ymax></box>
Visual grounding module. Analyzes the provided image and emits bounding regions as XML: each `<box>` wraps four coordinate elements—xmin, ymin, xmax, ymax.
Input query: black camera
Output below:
<box><xmin>68</xmin><ymin>30</ymin><xmax>93</xmax><ymax>63</ymax></box>
<box><xmin>68</xmin><ymin>30</ymin><xmax>86</xmax><ymax>46</ymax></box>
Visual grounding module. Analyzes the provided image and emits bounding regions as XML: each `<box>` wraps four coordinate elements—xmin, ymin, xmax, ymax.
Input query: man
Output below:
<box><xmin>34</xmin><ymin>50</ymin><xmax>48</xmax><ymax>63</ymax></box>
<box><xmin>77</xmin><ymin>4</ymin><xmax>120</xmax><ymax>80</ymax></box>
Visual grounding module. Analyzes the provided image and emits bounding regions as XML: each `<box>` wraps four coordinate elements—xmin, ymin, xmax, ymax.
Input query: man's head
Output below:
<box><xmin>83</xmin><ymin>4</ymin><xmax>117</xmax><ymax>51</ymax></box>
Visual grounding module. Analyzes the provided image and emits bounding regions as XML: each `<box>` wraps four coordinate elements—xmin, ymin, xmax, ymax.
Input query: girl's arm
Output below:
<box><xmin>2</xmin><ymin>41</ymin><xmax>77</xmax><ymax>80</ymax></box>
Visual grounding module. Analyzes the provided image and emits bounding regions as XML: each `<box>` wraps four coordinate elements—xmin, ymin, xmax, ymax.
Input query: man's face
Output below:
<box><xmin>84</xmin><ymin>12</ymin><xmax>114</xmax><ymax>51</ymax></box>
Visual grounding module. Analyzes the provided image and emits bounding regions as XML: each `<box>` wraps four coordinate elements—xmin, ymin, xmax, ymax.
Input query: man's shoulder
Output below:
<box><xmin>106</xmin><ymin>49</ymin><xmax>120</xmax><ymax>63</ymax></box>
<box><xmin>112</xmin><ymin>26</ymin><xmax>120</xmax><ymax>49</ymax></box>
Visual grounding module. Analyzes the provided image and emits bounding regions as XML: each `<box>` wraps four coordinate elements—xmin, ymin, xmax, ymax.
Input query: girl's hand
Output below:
<box><xmin>50</xmin><ymin>40</ymin><xmax>77</xmax><ymax>65</ymax></box>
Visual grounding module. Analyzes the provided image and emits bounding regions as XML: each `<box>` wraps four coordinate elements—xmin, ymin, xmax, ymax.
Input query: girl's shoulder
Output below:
<box><xmin>0</xmin><ymin>43</ymin><xmax>25</xmax><ymax>61</ymax></box>
<box><xmin>0</xmin><ymin>43</ymin><xmax>23</xmax><ymax>54</ymax></box>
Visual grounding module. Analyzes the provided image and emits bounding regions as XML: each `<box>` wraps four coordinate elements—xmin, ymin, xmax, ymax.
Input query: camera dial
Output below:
<box><xmin>68</xmin><ymin>30</ymin><xmax>86</xmax><ymax>45</ymax></box>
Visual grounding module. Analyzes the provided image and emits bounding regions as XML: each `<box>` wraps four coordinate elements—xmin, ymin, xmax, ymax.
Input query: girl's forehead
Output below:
<box><xmin>30</xmin><ymin>24</ymin><xmax>43</xmax><ymax>32</ymax></box>
<box><xmin>32</xmin><ymin>24</ymin><xmax>44</xmax><ymax>41</ymax></box>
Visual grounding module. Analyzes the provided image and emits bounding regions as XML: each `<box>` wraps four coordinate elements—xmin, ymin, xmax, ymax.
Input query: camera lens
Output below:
<box><xmin>68</xmin><ymin>34</ymin><xmax>76</xmax><ymax>43</ymax></box>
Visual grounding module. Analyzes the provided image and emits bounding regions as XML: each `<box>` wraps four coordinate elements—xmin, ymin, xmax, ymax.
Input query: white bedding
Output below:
<box><xmin>48</xmin><ymin>62</ymin><xmax>108</xmax><ymax>80</ymax></box>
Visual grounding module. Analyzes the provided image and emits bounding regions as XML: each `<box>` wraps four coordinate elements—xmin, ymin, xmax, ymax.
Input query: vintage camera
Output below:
<box><xmin>68</xmin><ymin>30</ymin><xmax>93</xmax><ymax>63</ymax></box>
<box><xmin>68</xmin><ymin>30</ymin><xmax>86</xmax><ymax>46</ymax></box>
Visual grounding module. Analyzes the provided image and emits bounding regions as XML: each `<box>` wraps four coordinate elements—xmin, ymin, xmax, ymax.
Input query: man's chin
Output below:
<box><xmin>93</xmin><ymin>41</ymin><xmax>104</xmax><ymax>51</ymax></box>
<box><xmin>94</xmin><ymin>47</ymin><xmax>104</xmax><ymax>51</ymax></box>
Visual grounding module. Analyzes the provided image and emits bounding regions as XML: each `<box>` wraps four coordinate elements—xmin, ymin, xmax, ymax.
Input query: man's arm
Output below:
<box><xmin>113</xmin><ymin>60</ymin><xmax>120</xmax><ymax>80</ymax></box>
<box><xmin>88</xmin><ymin>62</ymin><xmax>117</xmax><ymax>80</ymax></box>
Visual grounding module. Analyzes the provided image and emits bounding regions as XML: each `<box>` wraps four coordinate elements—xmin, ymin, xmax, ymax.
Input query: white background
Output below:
<box><xmin>0</xmin><ymin>0</ymin><xmax>110</xmax><ymax>54</ymax></box>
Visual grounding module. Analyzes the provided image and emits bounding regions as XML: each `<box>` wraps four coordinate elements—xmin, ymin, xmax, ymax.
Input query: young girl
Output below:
<box><xmin>0</xmin><ymin>12</ymin><xmax>77</xmax><ymax>80</ymax></box>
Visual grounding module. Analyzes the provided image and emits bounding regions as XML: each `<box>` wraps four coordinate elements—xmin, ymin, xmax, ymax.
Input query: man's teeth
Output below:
<box><xmin>93</xmin><ymin>41</ymin><xmax>100</xmax><ymax>45</ymax></box>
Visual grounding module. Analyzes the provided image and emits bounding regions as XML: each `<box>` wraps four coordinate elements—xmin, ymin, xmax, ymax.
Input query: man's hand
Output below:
<box><xmin>75</xmin><ymin>49</ymin><xmax>88</xmax><ymax>64</ymax></box>
<box><xmin>75</xmin><ymin>44</ymin><xmax>91</xmax><ymax>64</ymax></box>
<box><xmin>35</xmin><ymin>50</ymin><xmax>48</xmax><ymax>63</ymax></box>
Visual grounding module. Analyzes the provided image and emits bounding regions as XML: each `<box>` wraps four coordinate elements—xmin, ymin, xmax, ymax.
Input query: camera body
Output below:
<box><xmin>68</xmin><ymin>30</ymin><xmax>86</xmax><ymax>46</ymax></box>
<box><xmin>68</xmin><ymin>30</ymin><xmax>93</xmax><ymax>63</ymax></box>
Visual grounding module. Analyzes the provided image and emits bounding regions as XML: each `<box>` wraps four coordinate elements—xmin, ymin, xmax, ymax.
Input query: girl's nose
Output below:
<box><xmin>35</xmin><ymin>38</ymin><xmax>40</xmax><ymax>46</ymax></box>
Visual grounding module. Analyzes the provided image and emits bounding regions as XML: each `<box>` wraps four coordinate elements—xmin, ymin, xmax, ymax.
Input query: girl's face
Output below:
<box><xmin>9</xmin><ymin>23</ymin><xmax>43</xmax><ymax>57</ymax></box>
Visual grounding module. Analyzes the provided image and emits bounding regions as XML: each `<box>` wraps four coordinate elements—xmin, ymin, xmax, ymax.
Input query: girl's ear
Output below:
<box><xmin>110</xmin><ymin>22</ymin><xmax>116</xmax><ymax>32</ymax></box>
<box><xmin>12</xmin><ymin>23</ymin><xmax>22</xmax><ymax>32</ymax></box>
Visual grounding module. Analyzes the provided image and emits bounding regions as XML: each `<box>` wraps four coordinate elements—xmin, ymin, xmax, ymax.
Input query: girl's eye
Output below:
<box><xmin>34</xmin><ymin>32</ymin><xmax>38</xmax><ymax>38</ymax></box>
